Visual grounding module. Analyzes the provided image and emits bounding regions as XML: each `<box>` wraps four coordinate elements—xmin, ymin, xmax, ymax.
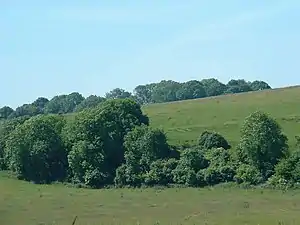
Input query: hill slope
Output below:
<box><xmin>143</xmin><ymin>85</ymin><xmax>300</xmax><ymax>148</ymax></box>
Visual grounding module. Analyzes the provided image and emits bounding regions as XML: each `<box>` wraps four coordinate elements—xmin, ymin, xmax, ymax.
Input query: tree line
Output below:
<box><xmin>0</xmin><ymin>98</ymin><xmax>299</xmax><ymax>189</ymax></box>
<box><xmin>0</xmin><ymin>78</ymin><xmax>271</xmax><ymax>120</ymax></box>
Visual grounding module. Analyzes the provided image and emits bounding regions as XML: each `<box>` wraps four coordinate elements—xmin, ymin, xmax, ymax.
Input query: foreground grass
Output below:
<box><xmin>0</xmin><ymin>173</ymin><xmax>299</xmax><ymax>225</ymax></box>
<box><xmin>143</xmin><ymin>86</ymin><xmax>300</xmax><ymax>147</ymax></box>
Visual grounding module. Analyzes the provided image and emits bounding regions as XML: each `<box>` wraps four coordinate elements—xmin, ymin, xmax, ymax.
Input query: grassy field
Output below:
<box><xmin>143</xmin><ymin>86</ymin><xmax>300</xmax><ymax>147</ymax></box>
<box><xmin>0</xmin><ymin>172</ymin><xmax>299</xmax><ymax>225</ymax></box>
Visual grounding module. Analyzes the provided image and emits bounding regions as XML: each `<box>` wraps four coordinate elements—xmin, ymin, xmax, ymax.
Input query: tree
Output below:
<box><xmin>74</xmin><ymin>95</ymin><xmax>106</xmax><ymax>112</ymax></box>
<box><xmin>124</xmin><ymin>125</ymin><xmax>171</xmax><ymax>167</ymax></box>
<box><xmin>4</xmin><ymin>115</ymin><xmax>67</xmax><ymax>183</ymax></box>
<box><xmin>32</xmin><ymin>97</ymin><xmax>49</xmax><ymax>114</ymax></box>
<box><xmin>250</xmin><ymin>80</ymin><xmax>271</xmax><ymax>91</ymax></box>
<box><xmin>133</xmin><ymin>83</ymin><xmax>156</xmax><ymax>104</ymax></box>
<box><xmin>172</xmin><ymin>146</ymin><xmax>209</xmax><ymax>186</ymax></box>
<box><xmin>225</xmin><ymin>79</ymin><xmax>252</xmax><ymax>94</ymax></box>
<box><xmin>176</xmin><ymin>80</ymin><xmax>207</xmax><ymax>100</ymax></box>
<box><xmin>198</xmin><ymin>130</ymin><xmax>231</xmax><ymax>150</ymax></box>
<box><xmin>63</xmin><ymin>92</ymin><xmax>85</xmax><ymax>113</ymax></box>
<box><xmin>44</xmin><ymin>95</ymin><xmax>68</xmax><ymax>114</ymax></box>
<box><xmin>144</xmin><ymin>159</ymin><xmax>178</xmax><ymax>186</ymax></box>
<box><xmin>44</xmin><ymin>92</ymin><xmax>84</xmax><ymax>114</ymax></box>
<box><xmin>105</xmin><ymin>88</ymin><xmax>133</xmax><ymax>100</ymax></box>
<box><xmin>0</xmin><ymin>116</ymin><xmax>31</xmax><ymax>169</ymax></box>
<box><xmin>9</xmin><ymin>104</ymin><xmax>40</xmax><ymax>118</ymax></box>
<box><xmin>0</xmin><ymin>106</ymin><xmax>14</xmax><ymax>119</ymax></box>
<box><xmin>236</xmin><ymin>111</ymin><xmax>288</xmax><ymax>179</ymax></box>
<box><xmin>234</xmin><ymin>164</ymin><xmax>263</xmax><ymax>185</ymax></box>
<box><xmin>203</xmin><ymin>147</ymin><xmax>236</xmax><ymax>185</ymax></box>
<box><xmin>151</xmin><ymin>80</ymin><xmax>181</xmax><ymax>103</ymax></box>
<box><xmin>115</xmin><ymin>125</ymin><xmax>172</xmax><ymax>187</ymax></box>
<box><xmin>270</xmin><ymin>149</ymin><xmax>300</xmax><ymax>186</ymax></box>
<box><xmin>200</xmin><ymin>78</ymin><xmax>227</xmax><ymax>97</ymax></box>
<box><xmin>64</xmin><ymin>98</ymin><xmax>149</xmax><ymax>187</ymax></box>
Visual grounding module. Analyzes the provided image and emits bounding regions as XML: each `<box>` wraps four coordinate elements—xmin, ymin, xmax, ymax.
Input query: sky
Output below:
<box><xmin>1</xmin><ymin>0</ymin><xmax>300</xmax><ymax>109</ymax></box>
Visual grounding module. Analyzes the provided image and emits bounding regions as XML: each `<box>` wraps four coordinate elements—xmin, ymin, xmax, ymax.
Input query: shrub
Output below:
<box><xmin>269</xmin><ymin>149</ymin><xmax>300</xmax><ymax>187</ymax></box>
<box><xmin>234</xmin><ymin>164</ymin><xmax>263</xmax><ymax>185</ymax></box>
<box><xmin>236</xmin><ymin>111</ymin><xmax>288</xmax><ymax>179</ymax></box>
<box><xmin>144</xmin><ymin>158</ymin><xmax>178</xmax><ymax>186</ymax></box>
<box><xmin>198</xmin><ymin>130</ymin><xmax>231</xmax><ymax>150</ymax></box>
<box><xmin>4</xmin><ymin>115</ymin><xmax>67</xmax><ymax>183</ymax></box>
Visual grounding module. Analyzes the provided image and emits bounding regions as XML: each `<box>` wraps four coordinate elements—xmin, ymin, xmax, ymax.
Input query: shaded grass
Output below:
<box><xmin>143</xmin><ymin>86</ymin><xmax>300</xmax><ymax>147</ymax></box>
<box><xmin>0</xmin><ymin>172</ymin><xmax>300</xmax><ymax>225</ymax></box>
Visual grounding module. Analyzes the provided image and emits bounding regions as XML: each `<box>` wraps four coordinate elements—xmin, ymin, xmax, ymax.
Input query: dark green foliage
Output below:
<box><xmin>203</xmin><ymin>147</ymin><xmax>236</xmax><ymax>185</ymax></box>
<box><xmin>250</xmin><ymin>80</ymin><xmax>271</xmax><ymax>91</ymax></box>
<box><xmin>1</xmin><ymin>79</ymin><xmax>295</xmax><ymax>190</ymax></box>
<box><xmin>172</xmin><ymin>147</ymin><xmax>209</xmax><ymax>186</ymax></box>
<box><xmin>67</xmin><ymin>140</ymin><xmax>108</xmax><ymax>187</ymax></box>
<box><xmin>10</xmin><ymin>104</ymin><xmax>40</xmax><ymax>118</ymax></box>
<box><xmin>74</xmin><ymin>95</ymin><xmax>106</xmax><ymax>112</ymax></box>
<box><xmin>236</xmin><ymin>111</ymin><xmax>288</xmax><ymax>179</ymax></box>
<box><xmin>133</xmin><ymin>84</ymin><xmax>156</xmax><ymax>104</ymax></box>
<box><xmin>32</xmin><ymin>97</ymin><xmax>49</xmax><ymax>113</ymax></box>
<box><xmin>123</xmin><ymin>125</ymin><xmax>171</xmax><ymax>170</ymax></box>
<box><xmin>4</xmin><ymin>115</ymin><xmax>67</xmax><ymax>183</ymax></box>
<box><xmin>0</xmin><ymin>78</ymin><xmax>271</xmax><ymax>122</ymax></box>
<box><xmin>0</xmin><ymin>106</ymin><xmax>14</xmax><ymax>119</ymax></box>
<box><xmin>225</xmin><ymin>79</ymin><xmax>252</xmax><ymax>94</ymax></box>
<box><xmin>115</xmin><ymin>164</ymin><xmax>144</xmax><ymax>187</ymax></box>
<box><xmin>177</xmin><ymin>147</ymin><xmax>209</xmax><ymax>171</ymax></box>
<box><xmin>115</xmin><ymin>125</ymin><xmax>172</xmax><ymax>187</ymax></box>
<box><xmin>270</xmin><ymin>149</ymin><xmax>300</xmax><ymax>186</ymax></box>
<box><xmin>44</xmin><ymin>92</ymin><xmax>84</xmax><ymax>114</ymax></box>
<box><xmin>200</xmin><ymin>78</ymin><xmax>227</xmax><ymax>96</ymax></box>
<box><xmin>172</xmin><ymin>165</ymin><xmax>198</xmax><ymax>186</ymax></box>
<box><xmin>151</xmin><ymin>80</ymin><xmax>181</xmax><ymax>103</ymax></box>
<box><xmin>105</xmin><ymin>88</ymin><xmax>133</xmax><ymax>100</ymax></box>
<box><xmin>144</xmin><ymin>159</ymin><xmax>178</xmax><ymax>186</ymax></box>
<box><xmin>65</xmin><ymin>99</ymin><xmax>149</xmax><ymax>187</ymax></box>
<box><xmin>198</xmin><ymin>131</ymin><xmax>231</xmax><ymax>150</ymax></box>
<box><xmin>234</xmin><ymin>164</ymin><xmax>263</xmax><ymax>185</ymax></box>
<box><xmin>176</xmin><ymin>80</ymin><xmax>207</xmax><ymax>100</ymax></box>
<box><xmin>0</xmin><ymin>116</ymin><xmax>31</xmax><ymax>170</ymax></box>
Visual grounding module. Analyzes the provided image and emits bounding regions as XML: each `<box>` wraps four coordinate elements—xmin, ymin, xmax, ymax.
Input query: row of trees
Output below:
<box><xmin>0</xmin><ymin>78</ymin><xmax>271</xmax><ymax>120</ymax></box>
<box><xmin>0</xmin><ymin>98</ymin><xmax>298</xmax><ymax>188</ymax></box>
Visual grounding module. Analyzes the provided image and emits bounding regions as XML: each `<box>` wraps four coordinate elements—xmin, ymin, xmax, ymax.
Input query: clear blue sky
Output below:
<box><xmin>1</xmin><ymin>0</ymin><xmax>300</xmax><ymax>108</ymax></box>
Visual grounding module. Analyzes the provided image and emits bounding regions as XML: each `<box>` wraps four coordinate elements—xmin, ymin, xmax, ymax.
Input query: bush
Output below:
<box><xmin>144</xmin><ymin>159</ymin><xmax>178</xmax><ymax>186</ymax></box>
<box><xmin>177</xmin><ymin>146</ymin><xmax>209</xmax><ymax>171</ymax></box>
<box><xmin>64</xmin><ymin>99</ymin><xmax>149</xmax><ymax>187</ymax></box>
<box><xmin>236</xmin><ymin>111</ymin><xmax>288</xmax><ymax>179</ymax></box>
<box><xmin>172</xmin><ymin>165</ymin><xmax>197</xmax><ymax>186</ymax></box>
<box><xmin>203</xmin><ymin>147</ymin><xmax>236</xmax><ymax>185</ymax></box>
<box><xmin>234</xmin><ymin>164</ymin><xmax>263</xmax><ymax>185</ymax></box>
<box><xmin>269</xmin><ymin>149</ymin><xmax>300</xmax><ymax>187</ymax></box>
<box><xmin>115</xmin><ymin>125</ymin><xmax>173</xmax><ymax>187</ymax></box>
<box><xmin>114</xmin><ymin>164</ymin><xmax>143</xmax><ymax>187</ymax></box>
<box><xmin>198</xmin><ymin>131</ymin><xmax>231</xmax><ymax>150</ymax></box>
<box><xmin>172</xmin><ymin>147</ymin><xmax>209</xmax><ymax>186</ymax></box>
<box><xmin>4</xmin><ymin>115</ymin><xmax>67</xmax><ymax>183</ymax></box>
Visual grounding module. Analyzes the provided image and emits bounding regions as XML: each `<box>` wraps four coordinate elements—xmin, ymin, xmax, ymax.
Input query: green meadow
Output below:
<box><xmin>1</xmin><ymin>172</ymin><xmax>300</xmax><ymax>225</ymax></box>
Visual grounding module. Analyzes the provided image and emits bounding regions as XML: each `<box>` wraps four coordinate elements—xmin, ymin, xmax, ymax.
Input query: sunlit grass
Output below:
<box><xmin>143</xmin><ymin>86</ymin><xmax>300</xmax><ymax>148</ymax></box>
<box><xmin>0</xmin><ymin>172</ymin><xmax>299</xmax><ymax>225</ymax></box>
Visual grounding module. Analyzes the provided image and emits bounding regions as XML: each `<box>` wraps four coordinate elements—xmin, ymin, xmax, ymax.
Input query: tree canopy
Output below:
<box><xmin>0</xmin><ymin>78</ymin><xmax>271</xmax><ymax>120</ymax></box>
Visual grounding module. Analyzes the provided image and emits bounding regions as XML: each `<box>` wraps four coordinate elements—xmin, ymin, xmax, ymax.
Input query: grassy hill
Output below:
<box><xmin>143</xmin><ymin>85</ymin><xmax>300</xmax><ymax>148</ymax></box>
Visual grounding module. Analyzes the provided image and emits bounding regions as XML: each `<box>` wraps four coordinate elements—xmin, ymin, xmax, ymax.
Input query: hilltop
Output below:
<box><xmin>143</xmin><ymin>85</ymin><xmax>300</xmax><ymax>147</ymax></box>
